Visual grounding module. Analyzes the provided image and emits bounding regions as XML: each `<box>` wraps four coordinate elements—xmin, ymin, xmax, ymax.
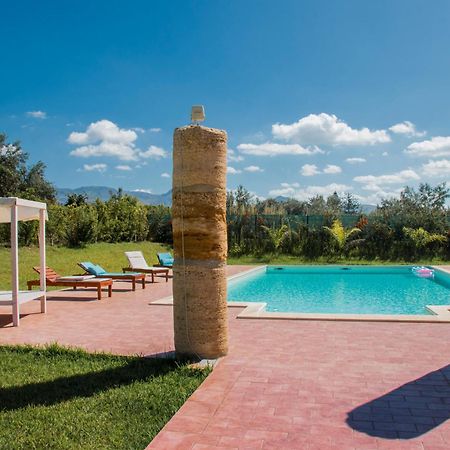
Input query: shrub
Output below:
<box><xmin>261</xmin><ymin>224</ymin><xmax>289</xmax><ymax>254</ymax></box>
<box><xmin>64</xmin><ymin>204</ymin><xmax>98</xmax><ymax>247</ymax></box>
<box><xmin>147</xmin><ymin>206</ymin><xmax>172</xmax><ymax>244</ymax></box>
<box><xmin>402</xmin><ymin>227</ymin><xmax>447</xmax><ymax>260</ymax></box>
<box><xmin>323</xmin><ymin>219</ymin><xmax>361</xmax><ymax>257</ymax></box>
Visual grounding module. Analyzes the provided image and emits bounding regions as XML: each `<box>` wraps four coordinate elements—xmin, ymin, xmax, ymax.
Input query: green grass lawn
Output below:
<box><xmin>0</xmin><ymin>241</ymin><xmax>171</xmax><ymax>290</ymax></box>
<box><xmin>0</xmin><ymin>345</ymin><xmax>209</xmax><ymax>450</ymax></box>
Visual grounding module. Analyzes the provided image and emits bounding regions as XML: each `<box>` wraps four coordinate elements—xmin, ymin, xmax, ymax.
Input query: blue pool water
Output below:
<box><xmin>227</xmin><ymin>266</ymin><xmax>450</xmax><ymax>315</ymax></box>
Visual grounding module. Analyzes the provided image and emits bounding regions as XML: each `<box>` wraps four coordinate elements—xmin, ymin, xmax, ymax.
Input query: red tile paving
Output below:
<box><xmin>1</xmin><ymin>265</ymin><xmax>450</xmax><ymax>449</ymax></box>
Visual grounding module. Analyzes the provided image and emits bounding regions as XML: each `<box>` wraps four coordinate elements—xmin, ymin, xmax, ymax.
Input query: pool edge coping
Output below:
<box><xmin>151</xmin><ymin>265</ymin><xmax>450</xmax><ymax>323</ymax></box>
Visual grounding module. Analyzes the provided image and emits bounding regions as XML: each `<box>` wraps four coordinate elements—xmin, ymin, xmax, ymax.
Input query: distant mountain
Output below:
<box><xmin>56</xmin><ymin>187</ymin><xmax>378</xmax><ymax>212</ymax></box>
<box><xmin>274</xmin><ymin>196</ymin><xmax>290</xmax><ymax>203</ymax></box>
<box><xmin>360</xmin><ymin>204</ymin><xmax>377</xmax><ymax>214</ymax></box>
<box><xmin>56</xmin><ymin>186</ymin><xmax>172</xmax><ymax>206</ymax></box>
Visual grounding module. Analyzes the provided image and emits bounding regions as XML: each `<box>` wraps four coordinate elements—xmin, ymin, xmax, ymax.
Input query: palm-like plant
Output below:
<box><xmin>261</xmin><ymin>224</ymin><xmax>288</xmax><ymax>254</ymax></box>
<box><xmin>323</xmin><ymin>219</ymin><xmax>361</xmax><ymax>254</ymax></box>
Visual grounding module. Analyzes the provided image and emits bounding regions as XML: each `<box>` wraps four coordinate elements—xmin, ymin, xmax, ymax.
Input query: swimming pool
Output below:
<box><xmin>227</xmin><ymin>266</ymin><xmax>450</xmax><ymax>316</ymax></box>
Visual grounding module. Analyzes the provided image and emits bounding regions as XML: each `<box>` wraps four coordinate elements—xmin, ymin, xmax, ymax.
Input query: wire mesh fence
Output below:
<box><xmin>227</xmin><ymin>214</ymin><xmax>361</xmax><ymax>233</ymax></box>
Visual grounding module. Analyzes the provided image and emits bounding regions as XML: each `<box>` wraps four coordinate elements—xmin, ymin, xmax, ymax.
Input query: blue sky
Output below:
<box><xmin>2</xmin><ymin>0</ymin><xmax>450</xmax><ymax>204</ymax></box>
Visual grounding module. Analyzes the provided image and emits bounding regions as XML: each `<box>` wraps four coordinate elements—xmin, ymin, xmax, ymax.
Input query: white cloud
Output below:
<box><xmin>132</xmin><ymin>189</ymin><xmax>152</xmax><ymax>194</ymax></box>
<box><xmin>132</xmin><ymin>127</ymin><xmax>146</xmax><ymax>133</ymax></box>
<box><xmin>116</xmin><ymin>165</ymin><xmax>132</xmax><ymax>171</ymax></box>
<box><xmin>269</xmin><ymin>182</ymin><xmax>352</xmax><ymax>201</ymax></box>
<box><xmin>244</xmin><ymin>165</ymin><xmax>264</xmax><ymax>172</ymax></box>
<box><xmin>26</xmin><ymin>110</ymin><xmax>47</xmax><ymax>119</ymax></box>
<box><xmin>405</xmin><ymin>136</ymin><xmax>450</xmax><ymax>158</ymax></box>
<box><xmin>422</xmin><ymin>159</ymin><xmax>450</xmax><ymax>177</ymax></box>
<box><xmin>149</xmin><ymin>127</ymin><xmax>162</xmax><ymax>133</ymax></box>
<box><xmin>300</xmin><ymin>164</ymin><xmax>320</xmax><ymax>176</ymax></box>
<box><xmin>272</xmin><ymin>113</ymin><xmax>390</xmax><ymax>146</ymax></box>
<box><xmin>80</xmin><ymin>163</ymin><xmax>107</xmax><ymax>173</ymax></box>
<box><xmin>300</xmin><ymin>163</ymin><xmax>341</xmax><ymax>176</ymax></box>
<box><xmin>382</xmin><ymin>151</ymin><xmax>389</xmax><ymax>156</ymax></box>
<box><xmin>228</xmin><ymin>148</ymin><xmax>244</xmax><ymax>162</ymax></box>
<box><xmin>68</xmin><ymin>120</ymin><xmax>136</xmax><ymax>145</ymax></box>
<box><xmin>355</xmin><ymin>188</ymin><xmax>402</xmax><ymax>205</ymax></box>
<box><xmin>323</xmin><ymin>164</ymin><xmax>342</xmax><ymax>174</ymax></box>
<box><xmin>227</xmin><ymin>166</ymin><xmax>242</xmax><ymax>174</ymax></box>
<box><xmin>139</xmin><ymin>145</ymin><xmax>168</xmax><ymax>160</ymax></box>
<box><xmin>389</xmin><ymin>121</ymin><xmax>426</xmax><ymax>137</ymax></box>
<box><xmin>161</xmin><ymin>172</ymin><xmax>171</xmax><ymax>178</ymax></box>
<box><xmin>69</xmin><ymin>120</ymin><xmax>139</xmax><ymax>161</ymax></box>
<box><xmin>346</xmin><ymin>157</ymin><xmax>366</xmax><ymax>164</ymax></box>
<box><xmin>354</xmin><ymin>169</ymin><xmax>420</xmax><ymax>192</ymax></box>
<box><xmin>70</xmin><ymin>143</ymin><xmax>138</xmax><ymax>160</ymax></box>
<box><xmin>237</xmin><ymin>142</ymin><xmax>323</xmax><ymax>157</ymax></box>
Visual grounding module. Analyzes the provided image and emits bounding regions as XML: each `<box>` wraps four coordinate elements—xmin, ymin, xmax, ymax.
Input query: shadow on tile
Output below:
<box><xmin>347</xmin><ymin>365</ymin><xmax>450</xmax><ymax>439</ymax></box>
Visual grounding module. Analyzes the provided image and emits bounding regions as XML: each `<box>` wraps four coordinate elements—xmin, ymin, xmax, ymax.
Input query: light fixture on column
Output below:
<box><xmin>191</xmin><ymin>105</ymin><xmax>205</xmax><ymax>124</ymax></box>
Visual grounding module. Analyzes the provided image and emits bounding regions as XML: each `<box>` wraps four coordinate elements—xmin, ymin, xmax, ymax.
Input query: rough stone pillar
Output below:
<box><xmin>172</xmin><ymin>125</ymin><xmax>228</xmax><ymax>359</ymax></box>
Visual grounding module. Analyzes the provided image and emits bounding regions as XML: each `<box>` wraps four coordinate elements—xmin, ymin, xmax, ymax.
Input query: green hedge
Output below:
<box><xmin>0</xmin><ymin>196</ymin><xmax>171</xmax><ymax>248</ymax></box>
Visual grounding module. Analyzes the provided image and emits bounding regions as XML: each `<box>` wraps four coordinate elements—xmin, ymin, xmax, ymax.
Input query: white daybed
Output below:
<box><xmin>0</xmin><ymin>197</ymin><xmax>47</xmax><ymax>326</ymax></box>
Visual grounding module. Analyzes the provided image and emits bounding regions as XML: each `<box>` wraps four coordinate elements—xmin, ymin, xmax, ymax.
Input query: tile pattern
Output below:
<box><xmin>1</xmin><ymin>266</ymin><xmax>450</xmax><ymax>449</ymax></box>
<box><xmin>149</xmin><ymin>315</ymin><xmax>450</xmax><ymax>449</ymax></box>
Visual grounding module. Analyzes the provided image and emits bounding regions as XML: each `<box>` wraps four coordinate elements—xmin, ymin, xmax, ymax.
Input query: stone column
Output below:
<box><xmin>172</xmin><ymin>125</ymin><xmax>228</xmax><ymax>359</ymax></box>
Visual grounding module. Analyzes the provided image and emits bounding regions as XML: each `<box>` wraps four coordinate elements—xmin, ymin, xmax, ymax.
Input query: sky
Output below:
<box><xmin>1</xmin><ymin>0</ymin><xmax>450</xmax><ymax>204</ymax></box>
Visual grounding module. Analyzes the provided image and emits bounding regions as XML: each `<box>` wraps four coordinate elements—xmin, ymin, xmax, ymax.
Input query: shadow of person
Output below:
<box><xmin>347</xmin><ymin>365</ymin><xmax>450</xmax><ymax>439</ymax></box>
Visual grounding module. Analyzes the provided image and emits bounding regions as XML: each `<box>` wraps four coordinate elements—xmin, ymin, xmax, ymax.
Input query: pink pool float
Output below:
<box><xmin>412</xmin><ymin>266</ymin><xmax>435</xmax><ymax>278</ymax></box>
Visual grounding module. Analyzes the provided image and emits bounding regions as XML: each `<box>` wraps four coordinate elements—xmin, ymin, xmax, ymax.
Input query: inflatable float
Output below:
<box><xmin>412</xmin><ymin>266</ymin><xmax>435</xmax><ymax>278</ymax></box>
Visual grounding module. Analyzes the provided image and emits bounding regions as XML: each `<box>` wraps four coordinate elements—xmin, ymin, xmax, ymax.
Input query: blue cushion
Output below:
<box><xmin>93</xmin><ymin>264</ymin><xmax>107</xmax><ymax>275</ymax></box>
<box><xmin>81</xmin><ymin>262</ymin><xmax>106</xmax><ymax>276</ymax></box>
<box><xmin>158</xmin><ymin>253</ymin><xmax>174</xmax><ymax>265</ymax></box>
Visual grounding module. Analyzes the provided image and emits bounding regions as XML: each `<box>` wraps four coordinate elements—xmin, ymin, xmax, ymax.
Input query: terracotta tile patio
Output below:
<box><xmin>1</xmin><ymin>265</ymin><xmax>450</xmax><ymax>449</ymax></box>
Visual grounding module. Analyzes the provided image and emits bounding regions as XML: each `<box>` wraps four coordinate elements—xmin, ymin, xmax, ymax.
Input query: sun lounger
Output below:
<box><xmin>123</xmin><ymin>251</ymin><xmax>170</xmax><ymax>282</ymax></box>
<box><xmin>156</xmin><ymin>252</ymin><xmax>174</xmax><ymax>268</ymax></box>
<box><xmin>78</xmin><ymin>262</ymin><xmax>146</xmax><ymax>290</ymax></box>
<box><xmin>27</xmin><ymin>267</ymin><xmax>112</xmax><ymax>300</ymax></box>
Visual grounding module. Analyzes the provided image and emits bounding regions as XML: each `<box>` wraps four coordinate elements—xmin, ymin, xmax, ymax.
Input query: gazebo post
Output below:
<box><xmin>11</xmin><ymin>203</ymin><xmax>19</xmax><ymax>327</ymax></box>
<box><xmin>39</xmin><ymin>208</ymin><xmax>47</xmax><ymax>313</ymax></box>
<box><xmin>0</xmin><ymin>197</ymin><xmax>48</xmax><ymax>327</ymax></box>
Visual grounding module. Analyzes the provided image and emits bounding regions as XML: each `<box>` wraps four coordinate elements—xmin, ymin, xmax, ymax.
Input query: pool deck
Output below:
<box><xmin>1</xmin><ymin>265</ymin><xmax>450</xmax><ymax>449</ymax></box>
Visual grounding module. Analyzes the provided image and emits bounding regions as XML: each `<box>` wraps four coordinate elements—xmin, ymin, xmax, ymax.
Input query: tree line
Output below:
<box><xmin>0</xmin><ymin>133</ymin><xmax>170</xmax><ymax>247</ymax></box>
<box><xmin>226</xmin><ymin>184</ymin><xmax>450</xmax><ymax>260</ymax></box>
<box><xmin>1</xmin><ymin>132</ymin><xmax>449</xmax><ymax>260</ymax></box>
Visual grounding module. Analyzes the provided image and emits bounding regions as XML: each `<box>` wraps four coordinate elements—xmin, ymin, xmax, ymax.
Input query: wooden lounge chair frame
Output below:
<box><xmin>123</xmin><ymin>251</ymin><xmax>170</xmax><ymax>282</ymax></box>
<box><xmin>27</xmin><ymin>267</ymin><xmax>112</xmax><ymax>300</ymax></box>
<box><xmin>122</xmin><ymin>266</ymin><xmax>169</xmax><ymax>283</ymax></box>
<box><xmin>77</xmin><ymin>263</ymin><xmax>146</xmax><ymax>291</ymax></box>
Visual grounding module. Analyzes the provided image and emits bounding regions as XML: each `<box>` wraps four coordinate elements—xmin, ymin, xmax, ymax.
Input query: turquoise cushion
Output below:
<box><xmin>93</xmin><ymin>264</ymin><xmax>107</xmax><ymax>275</ymax></box>
<box><xmin>158</xmin><ymin>253</ymin><xmax>174</xmax><ymax>265</ymax></box>
<box><xmin>81</xmin><ymin>262</ymin><xmax>106</xmax><ymax>276</ymax></box>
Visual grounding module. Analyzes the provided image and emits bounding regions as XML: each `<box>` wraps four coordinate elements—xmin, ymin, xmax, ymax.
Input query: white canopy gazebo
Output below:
<box><xmin>0</xmin><ymin>197</ymin><xmax>47</xmax><ymax>326</ymax></box>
